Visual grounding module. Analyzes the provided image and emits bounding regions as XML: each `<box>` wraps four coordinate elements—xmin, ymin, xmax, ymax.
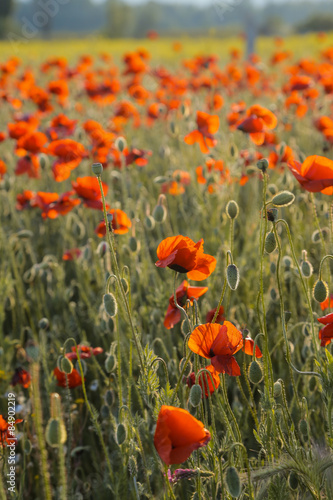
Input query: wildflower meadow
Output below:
<box><xmin>1</xmin><ymin>34</ymin><xmax>333</xmax><ymax>499</ymax></box>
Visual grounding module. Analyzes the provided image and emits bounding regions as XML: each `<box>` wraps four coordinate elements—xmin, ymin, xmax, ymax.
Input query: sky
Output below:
<box><xmin>91</xmin><ymin>0</ymin><xmax>283</xmax><ymax>4</ymax></box>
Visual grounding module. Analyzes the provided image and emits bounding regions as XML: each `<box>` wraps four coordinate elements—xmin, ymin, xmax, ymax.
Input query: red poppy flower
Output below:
<box><xmin>0</xmin><ymin>160</ymin><xmax>7</xmax><ymax>179</ymax></box>
<box><xmin>16</xmin><ymin>190</ymin><xmax>36</xmax><ymax>210</ymax></box>
<box><xmin>318</xmin><ymin>313</ymin><xmax>333</xmax><ymax>346</ymax></box>
<box><xmin>65</xmin><ymin>345</ymin><xmax>103</xmax><ymax>360</ymax></box>
<box><xmin>288</xmin><ymin>155</ymin><xmax>333</xmax><ymax>194</ymax></box>
<box><xmin>206</xmin><ymin>306</ymin><xmax>225</xmax><ymax>324</ymax></box>
<box><xmin>53</xmin><ymin>367</ymin><xmax>82</xmax><ymax>388</ymax></box>
<box><xmin>15</xmin><ymin>155</ymin><xmax>40</xmax><ymax>178</ymax></box>
<box><xmin>95</xmin><ymin>208</ymin><xmax>132</xmax><ymax>236</ymax></box>
<box><xmin>72</xmin><ymin>176</ymin><xmax>109</xmax><ymax>210</ymax></box>
<box><xmin>11</xmin><ymin>368</ymin><xmax>31</xmax><ymax>388</ymax></box>
<box><xmin>320</xmin><ymin>294</ymin><xmax>333</xmax><ymax>311</ymax></box>
<box><xmin>16</xmin><ymin>131</ymin><xmax>48</xmax><ymax>154</ymax></box>
<box><xmin>62</xmin><ymin>248</ymin><xmax>82</xmax><ymax>261</ymax></box>
<box><xmin>236</xmin><ymin>105</ymin><xmax>277</xmax><ymax>146</ymax></box>
<box><xmin>156</xmin><ymin>235</ymin><xmax>216</xmax><ymax>281</ymax></box>
<box><xmin>164</xmin><ymin>280</ymin><xmax>208</xmax><ymax>329</ymax></box>
<box><xmin>187</xmin><ymin>364</ymin><xmax>220</xmax><ymax>398</ymax></box>
<box><xmin>0</xmin><ymin>415</ymin><xmax>23</xmax><ymax>447</ymax></box>
<box><xmin>188</xmin><ymin>322</ymin><xmax>261</xmax><ymax>376</ymax></box>
<box><xmin>184</xmin><ymin>111</ymin><xmax>219</xmax><ymax>154</ymax></box>
<box><xmin>154</xmin><ymin>405</ymin><xmax>211</xmax><ymax>465</ymax></box>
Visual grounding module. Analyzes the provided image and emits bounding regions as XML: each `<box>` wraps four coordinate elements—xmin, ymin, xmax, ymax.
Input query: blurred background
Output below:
<box><xmin>0</xmin><ymin>0</ymin><xmax>333</xmax><ymax>40</ymax></box>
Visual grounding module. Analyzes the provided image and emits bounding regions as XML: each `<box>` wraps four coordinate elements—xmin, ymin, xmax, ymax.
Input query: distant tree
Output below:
<box><xmin>106</xmin><ymin>0</ymin><xmax>132</xmax><ymax>38</ymax></box>
<box><xmin>0</xmin><ymin>0</ymin><xmax>13</xmax><ymax>39</ymax></box>
<box><xmin>296</xmin><ymin>14</ymin><xmax>333</xmax><ymax>33</ymax></box>
<box><xmin>259</xmin><ymin>16</ymin><xmax>292</xmax><ymax>36</ymax></box>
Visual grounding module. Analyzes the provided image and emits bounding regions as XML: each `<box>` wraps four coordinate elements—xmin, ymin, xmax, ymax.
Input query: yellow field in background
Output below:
<box><xmin>0</xmin><ymin>32</ymin><xmax>332</xmax><ymax>63</ymax></box>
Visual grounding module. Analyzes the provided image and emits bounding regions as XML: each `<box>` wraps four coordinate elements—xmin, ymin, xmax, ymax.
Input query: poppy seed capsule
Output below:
<box><xmin>226</xmin><ymin>264</ymin><xmax>240</xmax><ymax>290</ymax></box>
<box><xmin>181</xmin><ymin>318</ymin><xmax>191</xmax><ymax>335</ymax></box>
<box><xmin>152</xmin><ymin>204</ymin><xmax>167</xmax><ymax>223</ymax></box>
<box><xmin>45</xmin><ymin>418</ymin><xmax>67</xmax><ymax>448</ymax></box>
<box><xmin>226</xmin><ymin>200</ymin><xmax>239</xmax><ymax>220</ymax></box>
<box><xmin>116</xmin><ymin>423</ymin><xmax>127</xmax><ymax>445</ymax></box>
<box><xmin>301</xmin><ymin>260</ymin><xmax>313</xmax><ymax>278</ymax></box>
<box><xmin>103</xmin><ymin>293</ymin><xmax>118</xmax><ymax>317</ymax></box>
<box><xmin>129</xmin><ymin>236</ymin><xmax>140</xmax><ymax>253</ymax></box>
<box><xmin>38</xmin><ymin>317</ymin><xmax>49</xmax><ymax>330</ymax></box>
<box><xmin>264</xmin><ymin>232</ymin><xmax>276</xmax><ymax>253</ymax></box>
<box><xmin>248</xmin><ymin>361</ymin><xmax>263</xmax><ymax>384</ymax></box>
<box><xmin>257</xmin><ymin>158</ymin><xmax>269</xmax><ymax>172</ymax></box>
<box><xmin>271</xmin><ymin>190</ymin><xmax>295</xmax><ymax>207</ymax></box>
<box><xmin>189</xmin><ymin>384</ymin><xmax>202</xmax><ymax>407</ymax></box>
<box><xmin>115</xmin><ymin>136</ymin><xmax>126</xmax><ymax>152</ymax></box>
<box><xmin>225</xmin><ymin>466</ymin><xmax>241</xmax><ymax>497</ymax></box>
<box><xmin>92</xmin><ymin>162</ymin><xmax>103</xmax><ymax>176</ymax></box>
<box><xmin>105</xmin><ymin>354</ymin><xmax>116</xmax><ymax>373</ymax></box>
<box><xmin>60</xmin><ymin>356</ymin><xmax>73</xmax><ymax>375</ymax></box>
<box><xmin>313</xmin><ymin>280</ymin><xmax>329</xmax><ymax>303</ymax></box>
<box><xmin>288</xmin><ymin>472</ymin><xmax>298</xmax><ymax>490</ymax></box>
<box><xmin>273</xmin><ymin>380</ymin><xmax>282</xmax><ymax>398</ymax></box>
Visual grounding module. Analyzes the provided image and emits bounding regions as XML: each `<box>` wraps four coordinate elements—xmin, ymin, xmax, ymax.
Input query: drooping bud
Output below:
<box><xmin>301</xmin><ymin>260</ymin><xmax>313</xmax><ymax>278</ymax></box>
<box><xmin>273</xmin><ymin>380</ymin><xmax>282</xmax><ymax>398</ymax></box>
<box><xmin>299</xmin><ymin>419</ymin><xmax>308</xmax><ymax>437</ymax></box>
<box><xmin>105</xmin><ymin>354</ymin><xmax>116</xmax><ymax>373</ymax></box>
<box><xmin>144</xmin><ymin>215</ymin><xmax>155</xmax><ymax>230</ymax></box>
<box><xmin>288</xmin><ymin>472</ymin><xmax>298</xmax><ymax>490</ymax></box>
<box><xmin>115</xmin><ymin>136</ymin><xmax>126</xmax><ymax>152</ymax></box>
<box><xmin>226</xmin><ymin>201</ymin><xmax>239</xmax><ymax>220</ymax></box>
<box><xmin>271</xmin><ymin>190</ymin><xmax>295</xmax><ymax>207</ymax></box>
<box><xmin>226</xmin><ymin>264</ymin><xmax>240</xmax><ymax>290</ymax></box>
<box><xmin>225</xmin><ymin>466</ymin><xmax>241</xmax><ymax>497</ymax></box>
<box><xmin>60</xmin><ymin>356</ymin><xmax>73</xmax><ymax>375</ymax></box>
<box><xmin>153</xmin><ymin>204</ymin><xmax>167</xmax><ymax>223</ymax></box>
<box><xmin>313</xmin><ymin>280</ymin><xmax>329</xmax><ymax>303</ymax></box>
<box><xmin>248</xmin><ymin>361</ymin><xmax>263</xmax><ymax>384</ymax></box>
<box><xmin>189</xmin><ymin>384</ymin><xmax>202</xmax><ymax>407</ymax></box>
<box><xmin>116</xmin><ymin>423</ymin><xmax>127</xmax><ymax>445</ymax></box>
<box><xmin>103</xmin><ymin>293</ymin><xmax>118</xmax><ymax>317</ymax></box>
<box><xmin>264</xmin><ymin>232</ymin><xmax>276</xmax><ymax>254</ymax></box>
<box><xmin>120</xmin><ymin>277</ymin><xmax>129</xmax><ymax>295</ymax></box>
<box><xmin>97</xmin><ymin>241</ymin><xmax>108</xmax><ymax>258</ymax></box>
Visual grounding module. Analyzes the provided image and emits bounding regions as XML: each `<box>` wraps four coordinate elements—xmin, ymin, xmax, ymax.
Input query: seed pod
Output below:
<box><xmin>225</xmin><ymin>466</ymin><xmax>241</xmax><ymax>497</ymax></box>
<box><xmin>97</xmin><ymin>241</ymin><xmax>108</xmax><ymax>258</ymax></box>
<box><xmin>226</xmin><ymin>264</ymin><xmax>239</xmax><ymax>290</ymax></box>
<box><xmin>100</xmin><ymin>405</ymin><xmax>110</xmax><ymax>419</ymax></box>
<box><xmin>92</xmin><ymin>163</ymin><xmax>103</xmax><ymax>176</ymax></box>
<box><xmin>189</xmin><ymin>384</ymin><xmax>202</xmax><ymax>407</ymax></box>
<box><xmin>144</xmin><ymin>215</ymin><xmax>155</xmax><ymax>230</ymax></box>
<box><xmin>103</xmin><ymin>293</ymin><xmax>118</xmax><ymax>317</ymax></box>
<box><xmin>264</xmin><ymin>232</ymin><xmax>276</xmax><ymax>254</ymax></box>
<box><xmin>270</xmin><ymin>262</ymin><xmax>276</xmax><ymax>274</ymax></box>
<box><xmin>152</xmin><ymin>204</ymin><xmax>167</xmax><ymax>223</ymax></box>
<box><xmin>271</xmin><ymin>190</ymin><xmax>295</xmax><ymax>207</ymax></box>
<box><xmin>181</xmin><ymin>318</ymin><xmax>191</xmax><ymax>335</ymax></box>
<box><xmin>301</xmin><ymin>260</ymin><xmax>313</xmax><ymax>278</ymax></box>
<box><xmin>299</xmin><ymin>419</ymin><xmax>308</xmax><ymax>436</ymax></box>
<box><xmin>120</xmin><ymin>278</ymin><xmax>129</xmax><ymax>295</ymax></box>
<box><xmin>39</xmin><ymin>153</ymin><xmax>49</xmax><ymax>170</ymax></box>
<box><xmin>230</xmin><ymin>143</ymin><xmax>238</xmax><ymax>158</ymax></box>
<box><xmin>282</xmin><ymin>256</ymin><xmax>292</xmax><ymax>270</ymax></box>
<box><xmin>270</xmin><ymin>288</ymin><xmax>277</xmax><ymax>302</ymax></box>
<box><xmin>267</xmin><ymin>184</ymin><xmax>278</xmax><ymax>195</ymax></box>
<box><xmin>115</xmin><ymin>136</ymin><xmax>126</xmax><ymax>152</ymax></box>
<box><xmin>273</xmin><ymin>381</ymin><xmax>282</xmax><ymax>398</ymax></box>
<box><xmin>116</xmin><ymin>423</ymin><xmax>127</xmax><ymax>445</ymax></box>
<box><xmin>129</xmin><ymin>236</ymin><xmax>139</xmax><ymax>253</ymax></box>
<box><xmin>248</xmin><ymin>361</ymin><xmax>263</xmax><ymax>384</ymax></box>
<box><xmin>288</xmin><ymin>471</ymin><xmax>298</xmax><ymax>490</ymax></box>
<box><xmin>313</xmin><ymin>280</ymin><xmax>328</xmax><ymax>303</ymax></box>
<box><xmin>45</xmin><ymin>418</ymin><xmax>67</xmax><ymax>448</ymax></box>
<box><xmin>257</xmin><ymin>158</ymin><xmax>269</xmax><ymax>172</ymax></box>
<box><xmin>105</xmin><ymin>389</ymin><xmax>114</xmax><ymax>407</ymax></box>
<box><xmin>38</xmin><ymin>317</ymin><xmax>49</xmax><ymax>330</ymax></box>
<box><xmin>60</xmin><ymin>356</ymin><xmax>73</xmax><ymax>375</ymax></box>
<box><xmin>105</xmin><ymin>354</ymin><xmax>116</xmax><ymax>373</ymax></box>
<box><xmin>226</xmin><ymin>201</ymin><xmax>239</xmax><ymax>220</ymax></box>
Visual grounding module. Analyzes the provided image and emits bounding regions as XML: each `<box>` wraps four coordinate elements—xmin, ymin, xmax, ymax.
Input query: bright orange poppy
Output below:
<box><xmin>288</xmin><ymin>155</ymin><xmax>333</xmax><ymax>194</ymax></box>
<box><xmin>72</xmin><ymin>176</ymin><xmax>108</xmax><ymax>210</ymax></box>
<box><xmin>154</xmin><ymin>405</ymin><xmax>211</xmax><ymax>465</ymax></box>
<box><xmin>54</xmin><ymin>367</ymin><xmax>82</xmax><ymax>388</ymax></box>
<box><xmin>95</xmin><ymin>208</ymin><xmax>132</xmax><ymax>236</ymax></box>
<box><xmin>188</xmin><ymin>322</ymin><xmax>262</xmax><ymax>376</ymax></box>
<box><xmin>184</xmin><ymin>111</ymin><xmax>219</xmax><ymax>154</ymax></box>
<box><xmin>155</xmin><ymin>235</ymin><xmax>216</xmax><ymax>281</ymax></box>
<box><xmin>187</xmin><ymin>364</ymin><xmax>220</xmax><ymax>398</ymax></box>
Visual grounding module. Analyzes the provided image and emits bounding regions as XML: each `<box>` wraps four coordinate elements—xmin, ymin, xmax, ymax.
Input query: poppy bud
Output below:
<box><xmin>225</xmin><ymin>466</ymin><xmax>241</xmax><ymax>497</ymax></box>
<box><xmin>144</xmin><ymin>215</ymin><xmax>155</xmax><ymax>230</ymax></box>
<box><xmin>100</xmin><ymin>405</ymin><xmax>110</xmax><ymax>419</ymax></box>
<box><xmin>45</xmin><ymin>418</ymin><xmax>67</xmax><ymax>448</ymax></box>
<box><xmin>105</xmin><ymin>389</ymin><xmax>114</xmax><ymax>407</ymax></box>
<box><xmin>181</xmin><ymin>318</ymin><xmax>191</xmax><ymax>335</ymax></box>
<box><xmin>270</xmin><ymin>262</ymin><xmax>276</xmax><ymax>274</ymax></box>
<box><xmin>103</xmin><ymin>293</ymin><xmax>118</xmax><ymax>317</ymax></box>
<box><xmin>299</xmin><ymin>419</ymin><xmax>308</xmax><ymax>436</ymax></box>
<box><xmin>248</xmin><ymin>361</ymin><xmax>263</xmax><ymax>384</ymax></box>
<box><xmin>271</xmin><ymin>190</ymin><xmax>295</xmax><ymax>207</ymax></box>
<box><xmin>226</xmin><ymin>264</ymin><xmax>239</xmax><ymax>290</ymax></box>
<box><xmin>268</xmin><ymin>183</ymin><xmax>278</xmax><ymax>195</ymax></box>
<box><xmin>226</xmin><ymin>200</ymin><xmax>239</xmax><ymax>220</ymax></box>
<box><xmin>61</xmin><ymin>356</ymin><xmax>73</xmax><ymax>375</ymax></box>
<box><xmin>270</xmin><ymin>288</ymin><xmax>277</xmax><ymax>302</ymax></box>
<box><xmin>128</xmin><ymin>455</ymin><xmax>138</xmax><ymax>477</ymax></box>
<box><xmin>38</xmin><ymin>317</ymin><xmax>49</xmax><ymax>330</ymax></box>
<box><xmin>179</xmin><ymin>357</ymin><xmax>192</xmax><ymax>377</ymax></box>
<box><xmin>154</xmin><ymin>175</ymin><xmax>169</xmax><ymax>184</ymax></box>
<box><xmin>129</xmin><ymin>236</ymin><xmax>140</xmax><ymax>253</ymax></box>
<box><xmin>97</xmin><ymin>241</ymin><xmax>108</xmax><ymax>258</ymax></box>
<box><xmin>105</xmin><ymin>354</ymin><xmax>116</xmax><ymax>373</ymax></box>
<box><xmin>120</xmin><ymin>277</ymin><xmax>129</xmax><ymax>295</ymax></box>
<box><xmin>301</xmin><ymin>260</ymin><xmax>313</xmax><ymax>278</ymax></box>
<box><xmin>39</xmin><ymin>153</ymin><xmax>49</xmax><ymax>170</ymax></box>
<box><xmin>92</xmin><ymin>162</ymin><xmax>103</xmax><ymax>176</ymax></box>
<box><xmin>264</xmin><ymin>232</ymin><xmax>276</xmax><ymax>254</ymax></box>
<box><xmin>256</xmin><ymin>158</ymin><xmax>268</xmax><ymax>172</ymax></box>
<box><xmin>169</xmin><ymin>121</ymin><xmax>177</xmax><ymax>134</ymax></box>
<box><xmin>17</xmin><ymin>229</ymin><xmax>33</xmax><ymax>239</ymax></box>
<box><xmin>108</xmin><ymin>317</ymin><xmax>115</xmax><ymax>333</ymax></box>
<box><xmin>313</xmin><ymin>280</ymin><xmax>328</xmax><ymax>303</ymax></box>
<box><xmin>282</xmin><ymin>256</ymin><xmax>292</xmax><ymax>270</ymax></box>
<box><xmin>153</xmin><ymin>204</ymin><xmax>167</xmax><ymax>223</ymax></box>
<box><xmin>189</xmin><ymin>384</ymin><xmax>202</xmax><ymax>407</ymax></box>
<box><xmin>229</xmin><ymin>143</ymin><xmax>238</xmax><ymax>158</ymax></box>
<box><xmin>273</xmin><ymin>380</ymin><xmax>282</xmax><ymax>398</ymax></box>
<box><xmin>116</xmin><ymin>423</ymin><xmax>127</xmax><ymax>445</ymax></box>
<box><xmin>115</xmin><ymin>136</ymin><xmax>126</xmax><ymax>152</ymax></box>
<box><xmin>288</xmin><ymin>472</ymin><xmax>298</xmax><ymax>490</ymax></box>
<box><xmin>311</xmin><ymin>229</ymin><xmax>322</xmax><ymax>244</ymax></box>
